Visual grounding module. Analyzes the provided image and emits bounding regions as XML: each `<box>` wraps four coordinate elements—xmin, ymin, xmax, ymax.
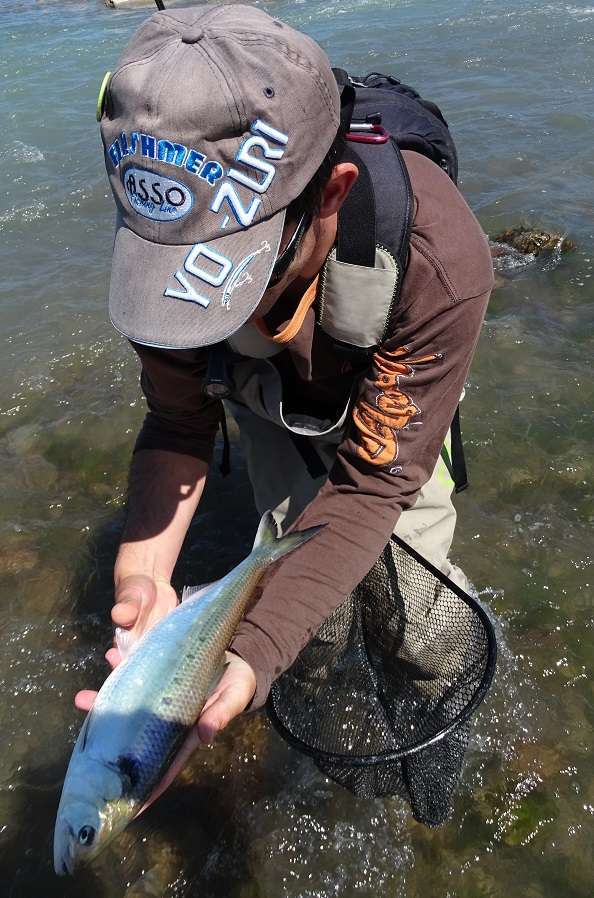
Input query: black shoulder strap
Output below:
<box><xmin>333</xmin><ymin>71</ymin><xmax>413</xmax><ymax>278</ymax></box>
<box><xmin>450</xmin><ymin>406</ymin><xmax>469</xmax><ymax>493</ymax></box>
<box><xmin>333</xmin><ymin>67</ymin><xmax>356</xmax><ymax>133</ymax></box>
<box><xmin>336</xmin><ymin>138</ymin><xmax>413</xmax><ymax>279</ymax></box>
<box><xmin>336</xmin><ymin>145</ymin><xmax>376</xmax><ymax>267</ymax></box>
<box><xmin>441</xmin><ymin>407</ymin><xmax>469</xmax><ymax>493</ymax></box>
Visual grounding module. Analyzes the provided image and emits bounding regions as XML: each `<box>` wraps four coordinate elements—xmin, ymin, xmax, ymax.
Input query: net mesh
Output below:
<box><xmin>268</xmin><ymin>536</ymin><xmax>496</xmax><ymax>827</ymax></box>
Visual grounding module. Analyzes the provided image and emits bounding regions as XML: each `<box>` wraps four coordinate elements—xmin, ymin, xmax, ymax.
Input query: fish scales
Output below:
<box><xmin>88</xmin><ymin>553</ymin><xmax>266</xmax><ymax>799</ymax></box>
<box><xmin>54</xmin><ymin>513</ymin><xmax>323</xmax><ymax>875</ymax></box>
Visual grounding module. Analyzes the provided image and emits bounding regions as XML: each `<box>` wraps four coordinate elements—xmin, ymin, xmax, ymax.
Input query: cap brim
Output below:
<box><xmin>108</xmin><ymin>209</ymin><xmax>286</xmax><ymax>349</ymax></box>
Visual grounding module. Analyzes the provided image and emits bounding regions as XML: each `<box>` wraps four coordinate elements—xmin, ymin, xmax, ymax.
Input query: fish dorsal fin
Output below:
<box><xmin>253</xmin><ymin>510</ymin><xmax>279</xmax><ymax>550</ymax></box>
<box><xmin>181</xmin><ymin>581</ymin><xmax>216</xmax><ymax>603</ymax></box>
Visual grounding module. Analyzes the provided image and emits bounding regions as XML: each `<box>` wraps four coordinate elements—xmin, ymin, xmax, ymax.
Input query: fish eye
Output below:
<box><xmin>78</xmin><ymin>825</ymin><xmax>96</xmax><ymax>846</ymax></box>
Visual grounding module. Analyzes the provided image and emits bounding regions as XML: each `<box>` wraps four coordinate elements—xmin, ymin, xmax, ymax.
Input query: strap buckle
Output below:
<box><xmin>346</xmin><ymin>124</ymin><xmax>390</xmax><ymax>144</ymax></box>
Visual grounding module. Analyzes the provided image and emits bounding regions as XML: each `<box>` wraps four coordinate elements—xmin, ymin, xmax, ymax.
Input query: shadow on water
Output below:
<box><xmin>4</xmin><ymin>441</ymin><xmax>263</xmax><ymax>897</ymax></box>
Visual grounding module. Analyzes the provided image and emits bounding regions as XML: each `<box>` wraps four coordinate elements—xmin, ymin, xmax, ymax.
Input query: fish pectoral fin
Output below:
<box><xmin>180</xmin><ymin>581</ymin><xmax>218</xmax><ymax>603</ymax></box>
<box><xmin>115</xmin><ymin>625</ymin><xmax>144</xmax><ymax>661</ymax></box>
<box><xmin>79</xmin><ymin>705</ymin><xmax>95</xmax><ymax>751</ymax></box>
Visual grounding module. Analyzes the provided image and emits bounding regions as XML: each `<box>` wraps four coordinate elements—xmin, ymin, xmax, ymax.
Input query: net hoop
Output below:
<box><xmin>267</xmin><ymin>535</ymin><xmax>497</xmax><ymax>766</ymax></box>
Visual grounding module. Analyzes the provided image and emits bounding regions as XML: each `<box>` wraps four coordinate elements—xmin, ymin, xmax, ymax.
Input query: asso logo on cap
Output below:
<box><xmin>108</xmin><ymin>119</ymin><xmax>288</xmax><ymax>231</ymax></box>
<box><xmin>124</xmin><ymin>168</ymin><xmax>193</xmax><ymax>222</ymax></box>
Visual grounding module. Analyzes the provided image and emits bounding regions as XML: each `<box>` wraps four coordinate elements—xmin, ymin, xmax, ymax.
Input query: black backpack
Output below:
<box><xmin>337</xmin><ymin>70</ymin><xmax>457</xmax><ymax>181</ymax></box>
<box><xmin>332</xmin><ymin>68</ymin><xmax>458</xmax><ymax>276</ymax></box>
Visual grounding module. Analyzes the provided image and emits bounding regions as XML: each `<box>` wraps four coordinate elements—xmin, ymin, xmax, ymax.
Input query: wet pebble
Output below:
<box><xmin>509</xmin><ymin>742</ymin><xmax>564</xmax><ymax>779</ymax></box>
<box><xmin>22</xmin><ymin>454</ymin><xmax>58</xmax><ymax>491</ymax></box>
<box><xmin>4</xmin><ymin>423</ymin><xmax>39</xmax><ymax>455</ymax></box>
<box><xmin>506</xmin><ymin>467</ymin><xmax>534</xmax><ymax>488</ymax></box>
<box><xmin>554</xmin><ymin>454</ymin><xmax>592</xmax><ymax>485</ymax></box>
<box><xmin>20</xmin><ymin>566</ymin><xmax>69</xmax><ymax>617</ymax></box>
<box><xmin>0</xmin><ymin>537</ymin><xmax>39</xmax><ymax>576</ymax></box>
<box><xmin>89</xmin><ymin>481</ymin><xmax>116</xmax><ymax>500</ymax></box>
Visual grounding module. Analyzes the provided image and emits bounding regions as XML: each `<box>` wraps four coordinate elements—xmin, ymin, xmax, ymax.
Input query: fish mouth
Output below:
<box><xmin>54</xmin><ymin>849</ymin><xmax>75</xmax><ymax>877</ymax></box>
<box><xmin>53</xmin><ymin>820</ymin><xmax>76</xmax><ymax>876</ymax></box>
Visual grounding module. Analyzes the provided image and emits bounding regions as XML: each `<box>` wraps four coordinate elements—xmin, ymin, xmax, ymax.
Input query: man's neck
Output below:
<box><xmin>250</xmin><ymin>213</ymin><xmax>338</xmax><ymax>327</ymax></box>
<box><xmin>273</xmin><ymin>214</ymin><xmax>337</xmax><ymax>309</ymax></box>
<box><xmin>295</xmin><ymin>213</ymin><xmax>338</xmax><ymax>281</ymax></box>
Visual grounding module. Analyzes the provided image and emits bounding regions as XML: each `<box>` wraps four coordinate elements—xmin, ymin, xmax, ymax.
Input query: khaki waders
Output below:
<box><xmin>224</xmin><ymin>353</ymin><xmax>470</xmax><ymax>592</ymax></box>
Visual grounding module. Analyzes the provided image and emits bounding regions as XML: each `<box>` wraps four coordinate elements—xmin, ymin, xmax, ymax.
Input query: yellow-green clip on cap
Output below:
<box><xmin>96</xmin><ymin>71</ymin><xmax>111</xmax><ymax>122</ymax></box>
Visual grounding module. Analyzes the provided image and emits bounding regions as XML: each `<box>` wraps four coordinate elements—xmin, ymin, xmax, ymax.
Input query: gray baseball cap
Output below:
<box><xmin>100</xmin><ymin>4</ymin><xmax>340</xmax><ymax>349</ymax></box>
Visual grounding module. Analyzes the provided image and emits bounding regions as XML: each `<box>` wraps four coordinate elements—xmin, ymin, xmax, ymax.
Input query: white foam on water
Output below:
<box><xmin>0</xmin><ymin>140</ymin><xmax>44</xmax><ymax>163</ymax></box>
<box><xmin>238</xmin><ymin>770</ymin><xmax>414</xmax><ymax>898</ymax></box>
<box><xmin>564</xmin><ymin>5</ymin><xmax>594</xmax><ymax>16</ymax></box>
<box><xmin>491</xmin><ymin>242</ymin><xmax>537</xmax><ymax>273</ymax></box>
<box><xmin>0</xmin><ymin>200</ymin><xmax>46</xmax><ymax>226</ymax></box>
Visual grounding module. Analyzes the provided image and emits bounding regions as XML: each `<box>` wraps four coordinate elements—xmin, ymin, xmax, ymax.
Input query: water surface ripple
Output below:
<box><xmin>0</xmin><ymin>1</ymin><xmax>592</xmax><ymax>896</ymax></box>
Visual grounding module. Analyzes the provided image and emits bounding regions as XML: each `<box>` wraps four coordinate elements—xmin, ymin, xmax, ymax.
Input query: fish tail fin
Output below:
<box><xmin>254</xmin><ymin>511</ymin><xmax>326</xmax><ymax>566</ymax></box>
<box><xmin>252</xmin><ymin>510</ymin><xmax>280</xmax><ymax>549</ymax></box>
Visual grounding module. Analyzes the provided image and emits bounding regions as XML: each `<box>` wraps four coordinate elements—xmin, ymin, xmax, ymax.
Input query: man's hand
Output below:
<box><xmin>75</xmin><ymin>574</ymin><xmax>177</xmax><ymax>710</ymax></box>
<box><xmin>137</xmin><ymin>653</ymin><xmax>256</xmax><ymax>812</ymax></box>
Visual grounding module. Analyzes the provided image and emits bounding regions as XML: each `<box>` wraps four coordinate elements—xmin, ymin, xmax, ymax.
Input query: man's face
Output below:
<box><xmin>246</xmin><ymin>159</ymin><xmax>357</xmax><ymax>322</ymax></box>
<box><xmin>250</xmin><ymin>213</ymin><xmax>317</xmax><ymax>319</ymax></box>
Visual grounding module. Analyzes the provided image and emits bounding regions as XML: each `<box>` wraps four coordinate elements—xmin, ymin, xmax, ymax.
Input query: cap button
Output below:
<box><xmin>181</xmin><ymin>27</ymin><xmax>205</xmax><ymax>44</ymax></box>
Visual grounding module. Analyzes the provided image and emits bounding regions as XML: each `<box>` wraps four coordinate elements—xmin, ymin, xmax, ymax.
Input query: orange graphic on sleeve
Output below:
<box><xmin>352</xmin><ymin>346</ymin><xmax>442</xmax><ymax>468</ymax></box>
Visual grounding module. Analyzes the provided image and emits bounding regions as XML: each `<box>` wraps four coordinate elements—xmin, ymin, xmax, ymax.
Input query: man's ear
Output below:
<box><xmin>319</xmin><ymin>162</ymin><xmax>359</xmax><ymax>219</ymax></box>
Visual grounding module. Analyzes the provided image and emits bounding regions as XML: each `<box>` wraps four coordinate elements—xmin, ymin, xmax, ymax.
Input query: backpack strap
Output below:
<box><xmin>316</xmin><ymin>71</ymin><xmax>415</xmax><ymax>353</ymax></box>
<box><xmin>450</xmin><ymin>405</ymin><xmax>469</xmax><ymax>493</ymax></box>
<box><xmin>333</xmin><ymin>71</ymin><xmax>414</xmax><ymax>282</ymax></box>
<box><xmin>335</xmin><ymin>138</ymin><xmax>413</xmax><ymax>285</ymax></box>
<box><xmin>333</xmin><ymin>67</ymin><xmax>356</xmax><ymax>133</ymax></box>
<box><xmin>440</xmin><ymin>407</ymin><xmax>469</xmax><ymax>493</ymax></box>
<box><xmin>336</xmin><ymin>145</ymin><xmax>376</xmax><ymax>267</ymax></box>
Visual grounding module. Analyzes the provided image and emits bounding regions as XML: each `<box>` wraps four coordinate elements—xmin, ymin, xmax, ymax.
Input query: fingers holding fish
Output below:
<box><xmin>105</xmin><ymin>646</ymin><xmax>121</xmax><ymax>668</ymax></box>
<box><xmin>73</xmin><ymin>690</ymin><xmax>97</xmax><ymax>713</ymax></box>
<box><xmin>112</xmin><ymin>574</ymin><xmax>178</xmax><ymax>634</ymax></box>
<box><xmin>111</xmin><ymin>600</ymin><xmax>138</xmax><ymax>628</ymax></box>
<box><xmin>197</xmin><ymin>653</ymin><xmax>257</xmax><ymax>745</ymax></box>
<box><xmin>54</xmin><ymin>513</ymin><xmax>322</xmax><ymax>875</ymax></box>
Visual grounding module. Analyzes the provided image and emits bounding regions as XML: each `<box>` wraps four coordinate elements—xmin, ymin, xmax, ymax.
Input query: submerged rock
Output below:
<box><xmin>4</xmin><ymin>423</ymin><xmax>39</xmax><ymax>455</ymax></box>
<box><xmin>489</xmin><ymin>224</ymin><xmax>575</xmax><ymax>280</ymax></box>
<box><xmin>124</xmin><ymin>862</ymin><xmax>181</xmax><ymax>897</ymax></box>
<box><xmin>22</xmin><ymin>455</ymin><xmax>58</xmax><ymax>491</ymax></box>
<box><xmin>0</xmin><ymin>534</ymin><xmax>39</xmax><ymax>576</ymax></box>
<box><xmin>493</xmin><ymin>225</ymin><xmax>575</xmax><ymax>256</ymax></box>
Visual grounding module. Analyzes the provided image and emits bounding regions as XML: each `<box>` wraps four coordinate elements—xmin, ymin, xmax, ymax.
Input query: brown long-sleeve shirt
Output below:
<box><xmin>130</xmin><ymin>151</ymin><xmax>494</xmax><ymax>708</ymax></box>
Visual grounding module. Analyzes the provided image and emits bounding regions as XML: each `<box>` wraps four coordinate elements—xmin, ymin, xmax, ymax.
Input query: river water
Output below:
<box><xmin>1</xmin><ymin>0</ymin><xmax>592</xmax><ymax>896</ymax></box>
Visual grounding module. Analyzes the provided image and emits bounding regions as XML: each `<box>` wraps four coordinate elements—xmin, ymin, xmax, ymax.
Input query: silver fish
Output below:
<box><xmin>54</xmin><ymin>512</ymin><xmax>322</xmax><ymax>875</ymax></box>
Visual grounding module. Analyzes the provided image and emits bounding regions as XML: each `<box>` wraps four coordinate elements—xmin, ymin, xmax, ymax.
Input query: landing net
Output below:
<box><xmin>268</xmin><ymin>536</ymin><xmax>497</xmax><ymax>826</ymax></box>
